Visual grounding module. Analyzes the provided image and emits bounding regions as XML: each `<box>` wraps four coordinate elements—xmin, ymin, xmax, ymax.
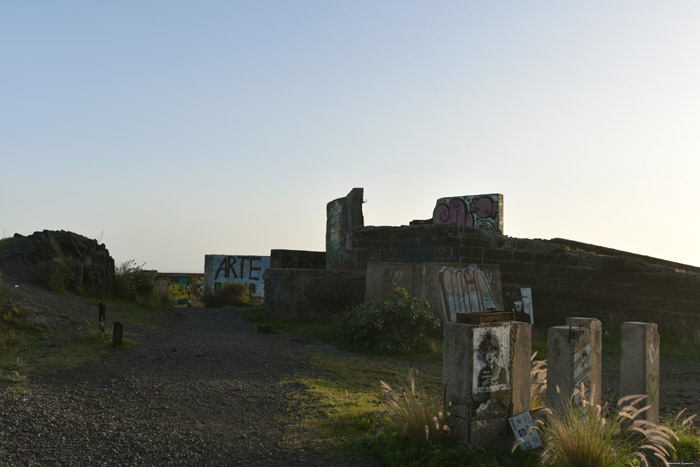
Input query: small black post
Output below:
<box><xmin>112</xmin><ymin>322</ymin><xmax>123</xmax><ymax>348</ymax></box>
<box><xmin>98</xmin><ymin>303</ymin><xmax>106</xmax><ymax>334</ymax></box>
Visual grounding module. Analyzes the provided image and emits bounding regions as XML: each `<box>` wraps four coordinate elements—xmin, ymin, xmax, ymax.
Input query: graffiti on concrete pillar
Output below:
<box><xmin>573</xmin><ymin>343</ymin><xmax>592</xmax><ymax>395</ymax></box>
<box><xmin>433</xmin><ymin>194</ymin><xmax>503</xmax><ymax>231</ymax></box>
<box><xmin>473</xmin><ymin>326</ymin><xmax>510</xmax><ymax>394</ymax></box>
<box><xmin>439</xmin><ymin>266</ymin><xmax>499</xmax><ymax>322</ymax></box>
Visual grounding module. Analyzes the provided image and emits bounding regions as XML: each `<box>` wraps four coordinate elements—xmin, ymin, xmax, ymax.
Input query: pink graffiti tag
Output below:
<box><xmin>439</xmin><ymin>266</ymin><xmax>499</xmax><ymax>322</ymax></box>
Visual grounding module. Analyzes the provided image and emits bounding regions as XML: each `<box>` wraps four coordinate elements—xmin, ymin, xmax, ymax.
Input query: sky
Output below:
<box><xmin>2</xmin><ymin>1</ymin><xmax>700</xmax><ymax>272</ymax></box>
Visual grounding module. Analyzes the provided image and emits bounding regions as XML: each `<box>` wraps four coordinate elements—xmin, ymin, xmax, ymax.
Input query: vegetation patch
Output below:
<box><xmin>336</xmin><ymin>288</ymin><xmax>441</xmax><ymax>355</ymax></box>
<box><xmin>281</xmin><ymin>349</ymin><xmax>441</xmax><ymax>454</ymax></box>
<box><xmin>202</xmin><ymin>281</ymin><xmax>251</xmax><ymax>308</ymax></box>
<box><xmin>115</xmin><ymin>259</ymin><xmax>171</xmax><ymax>310</ymax></box>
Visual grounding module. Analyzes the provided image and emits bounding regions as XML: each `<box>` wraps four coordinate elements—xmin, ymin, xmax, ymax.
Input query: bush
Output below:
<box><xmin>114</xmin><ymin>260</ymin><xmax>169</xmax><ymax>309</ymax></box>
<box><xmin>115</xmin><ymin>260</ymin><xmax>156</xmax><ymax>301</ymax></box>
<box><xmin>202</xmin><ymin>282</ymin><xmax>250</xmax><ymax>307</ymax></box>
<box><xmin>336</xmin><ymin>288</ymin><xmax>440</xmax><ymax>355</ymax></box>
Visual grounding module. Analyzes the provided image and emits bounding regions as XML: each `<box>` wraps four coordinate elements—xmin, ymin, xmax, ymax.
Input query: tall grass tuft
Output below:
<box><xmin>535</xmin><ymin>384</ymin><xmax>676</xmax><ymax>466</ymax></box>
<box><xmin>530</xmin><ymin>352</ymin><xmax>547</xmax><ymax>410</ymax></box>
<box><xmin>376</xmin><ymin>368</ymin><xmax>450</xmax><ymax>444</ymax></box>
<box><xmin>663</xmin><ymin>409</ymin><xmax>700</xmax><ymax>461</ymax></box>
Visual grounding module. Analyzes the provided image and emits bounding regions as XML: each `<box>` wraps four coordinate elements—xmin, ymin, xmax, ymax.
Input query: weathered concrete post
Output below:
<box><xmin>443</xmin><ymin>321</ymin><xmax>531</xmax><ymax>445</ymax></box>
<box><xmin>565</xmin><ymin>317</ymin><xmax>602</xmax><ymax>407</ymax></box>
<box><xmin>620</xmin><ymin>322</ymin><xmax>660</xmax><ymax>424</ymax></box>
<box><xmin>98</xmin><ymin>302</ymin><xmax>106</xmax><ymax>334</ymax></box>
<box><xmin>546</xmin><ymin>325</ymin><xmax>596</xmax><ymax>414</ymax></box>
<box><xmin>112</xmin><ymin>322</ymin><xmax>123</xmax><ymax>348</ymax></box>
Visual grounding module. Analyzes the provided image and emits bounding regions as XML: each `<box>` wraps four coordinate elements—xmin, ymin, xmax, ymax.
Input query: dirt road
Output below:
<box><xmin>0</xmin><ymin>307</ymin><xmax>366</xmax><ymax>466</ymax></box>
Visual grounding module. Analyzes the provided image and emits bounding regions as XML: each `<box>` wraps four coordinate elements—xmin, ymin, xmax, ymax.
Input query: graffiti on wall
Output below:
<box><xmin>270</xmin><ymin>250</ymin><xmax>326</xmax><ymax>269</ymax></box>
<box><xmin>473</xmin><ymin>326</ymin><xmax>510</xmax><ymax>394</ymax></box>
<box><xmin>326</xmin><ymin>198</ymin><xmax>347</xmax><ymax>270</ymax></box>
<box><xmin>573</xmin><ymin>343</ymin><xmax>592</xmax><ymax>395</ymax></box>
<box><xmin>204</xmin><ymin>255</ymin><xmax>271</xmax><ymax>297</ymax></box>
<box><xmin>155</xmin><ymin>274</ymin><xmax>205</xmax><ymax>303</ymax></box>
<box><xmin>439</xmin><ymin>266</ymin><xmax>499</xmax><ymax>322</ymax></box>
<box><xmin>433</xmin><ymin>194</ymin><xmax>503</xmax><ymax>231</ymax></box>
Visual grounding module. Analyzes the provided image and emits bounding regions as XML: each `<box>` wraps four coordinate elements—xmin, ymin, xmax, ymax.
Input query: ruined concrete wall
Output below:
<box><xmin>326</xmin><ymin>188</ymin><xmax>364</xmax><ymax>270</ymax></box>
<box><xmin>270</xmin><ymin>250</ymin><xmax>326</xmax><ymax>269</ymax></box>
<box><xmin>365</xmin><ymin>262</ymin><xmax>504</xmax><ymax>323</ymax></box>
<box><xmin>352</xmin><ymin>224</ymin><xmax>700</xmax><ymax>326</ymax></box>
<box><xmin>263</xmin><ymin>269</ymin><xmax>366</xmax><ymax>319</ymax></box>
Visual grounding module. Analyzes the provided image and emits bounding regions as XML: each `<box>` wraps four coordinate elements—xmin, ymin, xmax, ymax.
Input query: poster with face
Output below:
<box><xmin>473</xmin><ymin>326</ymin><xmax>510</xmax><ymax>394</ymax></box>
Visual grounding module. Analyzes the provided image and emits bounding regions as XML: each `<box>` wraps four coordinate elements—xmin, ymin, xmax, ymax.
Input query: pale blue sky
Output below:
<box><xmin>2</xmin><ymin>1</ymin><xmax>699</xmax><ymax>272</ymax></box>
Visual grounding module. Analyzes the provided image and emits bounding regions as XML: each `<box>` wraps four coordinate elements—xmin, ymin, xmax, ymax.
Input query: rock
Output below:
<box><xmin>1</xmin><ymin>230</ymin><xmax>115</xmax><ymax>296</ymax></box>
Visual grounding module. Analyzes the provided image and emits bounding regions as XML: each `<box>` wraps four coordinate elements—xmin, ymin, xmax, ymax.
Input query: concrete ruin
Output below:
<box><xmin>265</xmin><ymin>187</ymin><xmax>700</xmax><ymax>327</ymax></box>
<box><xmin>259</xmin><ymin>188</ymin><xmax>675</xmax><ymax>446</ymax></box>
<box><xmin>443</xmin><ymin>321</ymin><xmax>531</xmax><ymax>445</ymax></box>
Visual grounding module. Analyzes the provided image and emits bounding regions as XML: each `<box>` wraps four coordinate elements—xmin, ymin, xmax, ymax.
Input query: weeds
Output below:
<box><xmin>376</xmin><ymin>368</ymin><xmax>450</xmax><ymax>444</ymax></box>
<box><xmin>536</xmin><ymin>384</ymin><xmax>676</xmax><ymax>466</ymax></box>
<box><xmin>530</xmin><ymin>352</ymin><xmax>547</xmax><ymax>410</ymax></box>
<box><xmin>662</xmin><ymin>409</ymin><xmax>700</xmax><ymax>461</ymax></box>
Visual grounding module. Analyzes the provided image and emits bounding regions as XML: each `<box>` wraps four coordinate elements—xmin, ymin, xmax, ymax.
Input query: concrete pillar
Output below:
<box><xmin>565</xmin><ymin>317</ymin><xmax>602</xmax><ymax>407</ymax></box>
<box><xmin>620</xmin><ymin>322</ymin><xmax>660</xmax><ymax>424</ymax></box>
<box><xmin>443</xmin><ymin>321</ymin><xmax>531</xmax><ymax>446</ymax></box>
<box><xmin>546</xmin><ymin>325</ymin><xmax>594</xmax><ymax>414</ymax></box>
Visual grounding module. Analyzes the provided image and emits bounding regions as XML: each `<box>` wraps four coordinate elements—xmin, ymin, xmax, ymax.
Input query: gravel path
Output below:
<box><xmin>0</xmin><ymin>308</ymin><xmax>361</xmax><ymax>466</ymax></box>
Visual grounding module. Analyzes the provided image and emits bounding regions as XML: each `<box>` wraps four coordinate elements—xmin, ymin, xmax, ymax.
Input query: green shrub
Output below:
<box><xmin>115</xmin><ymin>260</ymin><xmax>156</xmax><ymax>301</ymax></box>
<box><xmin>114</xmin><ymin>260</ymin><xmax>169</xmax><ymax>309</ymax></box>
<box><xmin>202</xmin><ymin>282</ymin><xmax>250</xmax><ymax>307</ymax></box>
<box><xmin>336</xmin><ymin>288</ymin><xmax>440</xmax><ymax>355</ymax></box>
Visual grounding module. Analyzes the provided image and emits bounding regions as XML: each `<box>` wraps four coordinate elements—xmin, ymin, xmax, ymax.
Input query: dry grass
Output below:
<box><xmin>376</xmin><ymin>368</ymin><xmax>450</xmax><ymax>444</ymax></box>
<box><xmin>534</xmin><ymin>384</ymin><xmax>676</xmax><ymax>467</ymax></box>
<box><xmin>530</xmin><ymin>352</ymin><xmax>547</xmax><ymax>410</ymax></box>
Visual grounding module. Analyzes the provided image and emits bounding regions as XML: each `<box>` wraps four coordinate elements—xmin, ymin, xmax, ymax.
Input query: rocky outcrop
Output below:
<box><xmin>1</xmin><ymin>230</ymin><xmax>115</xmax><ymax>296</ymax></box>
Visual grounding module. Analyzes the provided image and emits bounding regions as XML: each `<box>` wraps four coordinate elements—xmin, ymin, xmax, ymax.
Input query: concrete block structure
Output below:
<box><xmin>443</xmin><ymin>321</ymin><xmax>531</xmax><ymax>445</ymax></box>
<box><xmin>620</xmin><ymin>322</ymin><xmax>660</xmax><ymax>424</ymax></box>
<box><xmin>365</xmin><ymin>262</ymin><xmax>504</xmax><ymax>322</ymax></box>
<box><xmin>565</xmin><ymin>317</ymin><xmax>602</xmax><ymax>406</ymax></box>
<box><xmin>546</xmin><ymin>325</ymin><xmax>599</xmax><ymax>414</ymax></box>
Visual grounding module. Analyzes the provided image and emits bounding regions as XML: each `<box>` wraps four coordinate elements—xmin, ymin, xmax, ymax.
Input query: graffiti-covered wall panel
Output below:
<box><xmin>204</xmin><ymin>255</ymin><xmax>270</xmax><ymax>297</ymax></box>
<box><xmin>155</xmin><ymin>274</ymin><xmax>205</xmax><ymax>303</ymax></box>
<box><xmin>365</xmin><ymin>262</ymin><xmax>504</xmax><ymax>323</ymax></box>
<box><xmin>433</xmin><ymin>194</ymin><xmax>503</xmax><ymax>232</ymax></box>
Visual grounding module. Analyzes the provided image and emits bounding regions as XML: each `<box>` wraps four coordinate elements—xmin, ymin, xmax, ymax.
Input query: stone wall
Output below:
<box><xmin>263</xmin><ymin>269</ymin><xmax>366</xmax><ymax>319</ymax></box>
<box><xmin>351</xmin><ymin>224</ymin><xmax>700</xmax><ymax>326</ymax></box>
